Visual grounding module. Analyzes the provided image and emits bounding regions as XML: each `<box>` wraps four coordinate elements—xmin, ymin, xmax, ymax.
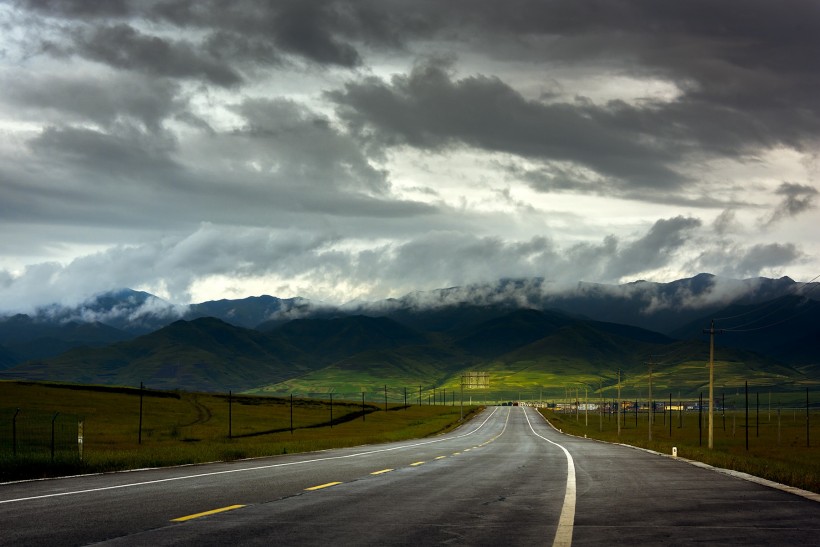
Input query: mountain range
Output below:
<box><xmin>0</xmin><ymin>274</ymin><xmax>817</xmax><ymax>394</ymax></box>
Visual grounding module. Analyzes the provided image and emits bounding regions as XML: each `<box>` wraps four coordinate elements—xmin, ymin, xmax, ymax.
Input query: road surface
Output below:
<box><xmin>1</xmin><ymin>406</ymin><xmax>818</xmax><ymax>545</ymax></box>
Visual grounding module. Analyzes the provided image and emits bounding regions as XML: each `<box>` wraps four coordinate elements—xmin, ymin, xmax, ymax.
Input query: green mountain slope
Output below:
<box><xmin>4</xmin><ymin>318</ymin><xmax>313</xmax><ymax>392</ymax></box>
<box><xmin>3</xmin><ymin>305</ymin><xmax>812</xmax><ymax>397</ymax></box>
<box><xmin>263</xmin><ymin>315</ymin><xmax>429</xmax><ymax>362</ymax></box>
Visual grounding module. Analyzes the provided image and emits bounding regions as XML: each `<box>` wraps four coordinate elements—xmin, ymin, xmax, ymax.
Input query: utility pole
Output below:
<box><xmin>460</xmin><ymin>375</ymin><xmax>464</xmax><ymax>421</ymax></box>
<box><xmin>645</xmin><ymin>357</ymin><xmax>660</xmax><ymax>441</ymax></box>
<box><xmin>703</xmin><ymin>319</ymin><xmax>724</xmax><ymax>450</ymax></box>
<box><xmin>138</xmin><ymin>381</ymin><xmax>144</xmax><ymax>445</ymax></box>
<box><xmin>617</xmin><ymin>370</ymin><xmax>621</xmax><ymax>437</ymax></box>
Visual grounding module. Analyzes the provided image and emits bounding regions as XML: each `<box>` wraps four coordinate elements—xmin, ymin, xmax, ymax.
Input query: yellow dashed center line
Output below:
<box><xmin>452</xmin><ymin>452</ymin><xmax>461</xmax><ymax>455</ymax></box>
<box><xmin>410</xmin><ymin>461</ymin><xmax>425</xmax><ymax>466</ymax></box>
<box><xmin>305</xmin><ymin>481</ymin><xmax>343</xmax><ymax>491</ymax></box>
<box><xmin>371</xmin><ymin>469</ymin><xmax>393</xmax><ymax>475</ymax></box>
<box><xmin>171</xmin><ymin>504</ymin><xmax>246</xmax><ymax>522</ymax></box>
<box><xmin>434</xmin><ymin>456</ymin><xmax>446</xmax><ymax>460</ymax></box>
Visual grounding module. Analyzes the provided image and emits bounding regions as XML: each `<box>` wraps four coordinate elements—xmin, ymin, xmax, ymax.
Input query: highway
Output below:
<box><xmin>1</xmin><ymin>406</ymin><xmax>818</xmax><ymax>545</ymax></box>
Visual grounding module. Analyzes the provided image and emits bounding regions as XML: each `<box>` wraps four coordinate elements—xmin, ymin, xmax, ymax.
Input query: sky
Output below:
<box><xmin>1</xmin><ymin>0</ymin><xmax>819</xmax><ymax>313</ymax></box>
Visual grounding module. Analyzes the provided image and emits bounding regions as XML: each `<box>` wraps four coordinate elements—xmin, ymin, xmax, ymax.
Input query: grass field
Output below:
<box><xmin>541</xmin><ymin>403</ymin><xmax>820</xmax><ymax>494</ymax></box>
<box><xmin>0</xmin><ymin>381</ymin><xmax>479</xmax><ymax>482</ymax></box>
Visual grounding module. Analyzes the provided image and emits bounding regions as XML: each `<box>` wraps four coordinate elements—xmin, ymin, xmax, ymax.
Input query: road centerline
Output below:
<box><xmin>305</xmin><ymin>482</ymin><xmax>342</xmax><ymax>491</ymax></box>
<box><xmin>171</xmin><ymin>504</ymin><xmax>245</xmax><ymax>522</ymax></box>
<box><xmin>0</xmin><ymin>408</ymin><xmax>501</xmax><ymax>506</ymax></box>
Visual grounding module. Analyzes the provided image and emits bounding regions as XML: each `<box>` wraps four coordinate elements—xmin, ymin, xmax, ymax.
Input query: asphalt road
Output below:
<box><xmin>1</xmin><ymin>406</ymin><xmax>818</xmax><ymax>546</ymax></box>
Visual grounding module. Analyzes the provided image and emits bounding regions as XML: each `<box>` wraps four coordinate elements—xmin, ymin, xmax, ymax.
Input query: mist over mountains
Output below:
<box><xmin>0</xmin><ymin>274</ymin><xmax>817</xmax><ymax>392</ymax></box>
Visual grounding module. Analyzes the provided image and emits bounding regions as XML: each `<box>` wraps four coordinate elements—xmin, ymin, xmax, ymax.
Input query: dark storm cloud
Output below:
<box><xmin>227</xmin><ymin>97</ymin><xmax>390</xmax><ymax>195</ymax></box>
<box><xmin>2</xmin><ymin>71</ymin><xmax>182</xmax><ymax>131</ymax></box>
<box><xmin>20</xmin><ymin>0</ymin><xmax>133</xmax><ymax>18</ymax></box>
<box><xmin>29</xmin><ymin>125</ymin><xmax>179</xmax><ymax>176</ymax></box>
<box><xmin>22</xmin><ymin>0</ymin><xmax>820</xmax><ymax>151</ymax></box>
<box><xmin>766</xmin><ymin>182</ymin><xmax>819</xmax><ymax>225</ymax></box>
<box><xmin>611</xmin><ymin>216</ymin><xmax>702</xmax><ymax>276</ymax></box>
<box><xmin>329</xmin><ymin>59</ymin><xmax>686</xmax><ymax>189</ymax></box>
<box><xmin>68</xmin><ymin>23</ymin><xmax>244</xmax><ymax>86</ymax></box>
<box><xmin>20</xmin><ymin>0</ymin><xmax>389</xmax><ymax>68</ymax></box>
<box><xmin>5</xmin><ymin>0</ymin><xmax>818</xmax><ymax>308</ymax></box>
<box><xmin>2</xmin><ymin>97</ymin><xmax>430</xmax><ymax>241</ymax></box>
<box><xmin>692</xmin><ymin>242</ymin><xmax>803</xmax><ymax>279</ymax></box>
<box><xmin>735</xmin><ymin>243</ymin><xmax>803</xmax><ymax>276</ymax></box>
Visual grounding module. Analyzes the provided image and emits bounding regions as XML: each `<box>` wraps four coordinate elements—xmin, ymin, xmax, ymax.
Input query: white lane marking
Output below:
<box><xmin>0</xmin><ymin>407</ymin><xmax>502</xmax><ymax>505</ymax></box>
<box><xmin>523</xmin><ymin>407</ymin><xmax>576</xmax><ymax>547</ymax></box>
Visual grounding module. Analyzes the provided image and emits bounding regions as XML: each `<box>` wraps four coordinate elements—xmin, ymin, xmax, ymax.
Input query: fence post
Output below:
<box><xmin>51</xmin><ymin>412</ymin><xmax>59</xmax><ymax>463</ymax></box>
<box><xmin>138</xmin><ymin>381</ymin><xmax>144</xmax><ymax>445</ymax></box>
<box><xmin>12</xmin><ymin>408</ymin><xmax>20</xmax><ymax>457</ymax></box>
<box><xmin>78</xmin><ymin>420</ymin><xmax>84</xmax><ymax>461</ymax></box>
<box><xmin>228</xmin><ymin>390</ymin><xmax>232</xmax><ymax>439</ymax></box>
<box><xmin>745</xmin><ymin>381</ymin><xmax>749</xmax><ymax>451</ymax></box>
<box><xmin>756</xmin><ymin>392</ymin><xmax>760</xmax><ymax>438</ymax></box>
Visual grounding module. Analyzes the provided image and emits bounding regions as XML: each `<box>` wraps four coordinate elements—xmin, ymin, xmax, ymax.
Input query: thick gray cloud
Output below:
<box><xmin>68</xmin><ymin>23</ymin><xmax>244</xmax><ymax>86</ymax></box>
<box><xmin>329</xmin><ymin>59</ymin><xmax>687</xmax><ymax>190</ymax></box>
<box><xmin>2</xmin><ymin>71</ymin><xmax>182</xmax><ymax>131</ymax></box>
<box><xmin>692</xmin><ymin>242</ymin><xmax>803</xmax><ymax>280</ymax></box>
<box><xmin>766</xmin><ymin>183</ymin><xmax>819</xmax><ymax>225</ymax></box>
<box><xmin>1</xmin><ymin>0</ymin><xmax>817</xmax><ymax>310</ymax></box>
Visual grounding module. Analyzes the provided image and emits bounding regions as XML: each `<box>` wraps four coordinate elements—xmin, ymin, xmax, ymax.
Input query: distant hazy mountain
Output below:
<box><xmin>262</xmin><ymin>315</ymin><xmax>430</xmax><ymax>362</ymax></box>
<box><xmin>0</xmin><ymin>344</ymin><xmax>20</xmax><ymax>370</ymax></box>
<box><xmin>3</xmin><ymin>307</ymin><xmax>763</xmax><ymax>393</ymax></box>
<box><xmin>2</xmin><ymin>317</ymin><xmax>317</xmax><ymax>392</ymax></box>
<box><xmin>671</xmin><ymin>295</ymin><xmax>820</xmax><ymax>365</ymax></box>
<box><xmin>0</xmin><ymin>314</ymin><xmax>131</xmax><ymax>367</ymax></box>
<box><xmin>1</xmin><ymin>274</ymin><xmax>816</xmax><ymax>371</ymax></box>
<box><xmin>356</xmin><ymin>273</ymin><xmax>812</xmax><ymax>335</ymax></box>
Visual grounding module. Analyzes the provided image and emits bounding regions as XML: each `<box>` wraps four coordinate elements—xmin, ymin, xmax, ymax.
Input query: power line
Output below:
<box><xmin>714</xmin><ymin>273</ymin><xmax>820</xmax><ymax>331</ymax></box>
<box><xmin>723</xmin><ymin>298</ymin><xmax>817</xmax><ymax>332</ymax></box>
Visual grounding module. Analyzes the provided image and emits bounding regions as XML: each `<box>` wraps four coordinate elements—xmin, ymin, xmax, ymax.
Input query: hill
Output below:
<box><xmin>2</xmin><ymin>317</ymin><xmax>314</xmax><ymax>392</ymax></box>
<box><xmin>0</xmin><ymin>314</ymin><xmax>131</xmax><ymax>366</ymax></box>
<box><xmin>2</xmin><ymin>276</ymin><xmax>817</xmax><ymax>395</ymax></box>
<box><xmin>671</xmin><ymin>295</ymin><xmax>820</xmax><ymax>365</ymax></box>
<box><xmin>2</xmin><ymin>274</ymin><xmax>817</xmax><ymax>365</ymax></box>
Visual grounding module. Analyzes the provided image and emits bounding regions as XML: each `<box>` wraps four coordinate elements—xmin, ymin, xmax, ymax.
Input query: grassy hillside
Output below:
<box><xmin>5</xmin><ymin>308</ymin><xmax>816</xmax><ymax>400</ymax></box>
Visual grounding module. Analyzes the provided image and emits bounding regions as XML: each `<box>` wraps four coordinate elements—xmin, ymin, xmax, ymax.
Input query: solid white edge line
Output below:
<box><xmin>542</xmin><ymin>417</ymin><xmax>820</xmax><ymax>505</ymax></box>
<box><xmin>523</xmin><ymin>407</ymin><xmax>576</xmax><ymax>547</ymax></box>
<box><xmin>0</xmin><ymin>407</ymin><xmax>502</xmax><ymax>505</ymax></box>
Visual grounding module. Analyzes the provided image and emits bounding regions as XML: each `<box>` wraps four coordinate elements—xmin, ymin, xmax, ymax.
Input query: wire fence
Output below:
<box><xmin>548</xmin><ymin>385</ymin><xmax>819</xmax><ymax>450</ymax></box>
<box><xmin>0</xmin><ymin>408</ymin><xmax>82</xmax><ymax>461</ymax></box>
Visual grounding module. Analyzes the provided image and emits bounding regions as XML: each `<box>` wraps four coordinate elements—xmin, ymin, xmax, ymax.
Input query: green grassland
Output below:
<box><xmin>542</xmin><ymin>404</ymin><xmax>820</xmax><ymax>494</ymax></box>
<box><xmin>0</xmin><ymin>381</ymin><xmax>479</xmax><ymax>482</ymax></box>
